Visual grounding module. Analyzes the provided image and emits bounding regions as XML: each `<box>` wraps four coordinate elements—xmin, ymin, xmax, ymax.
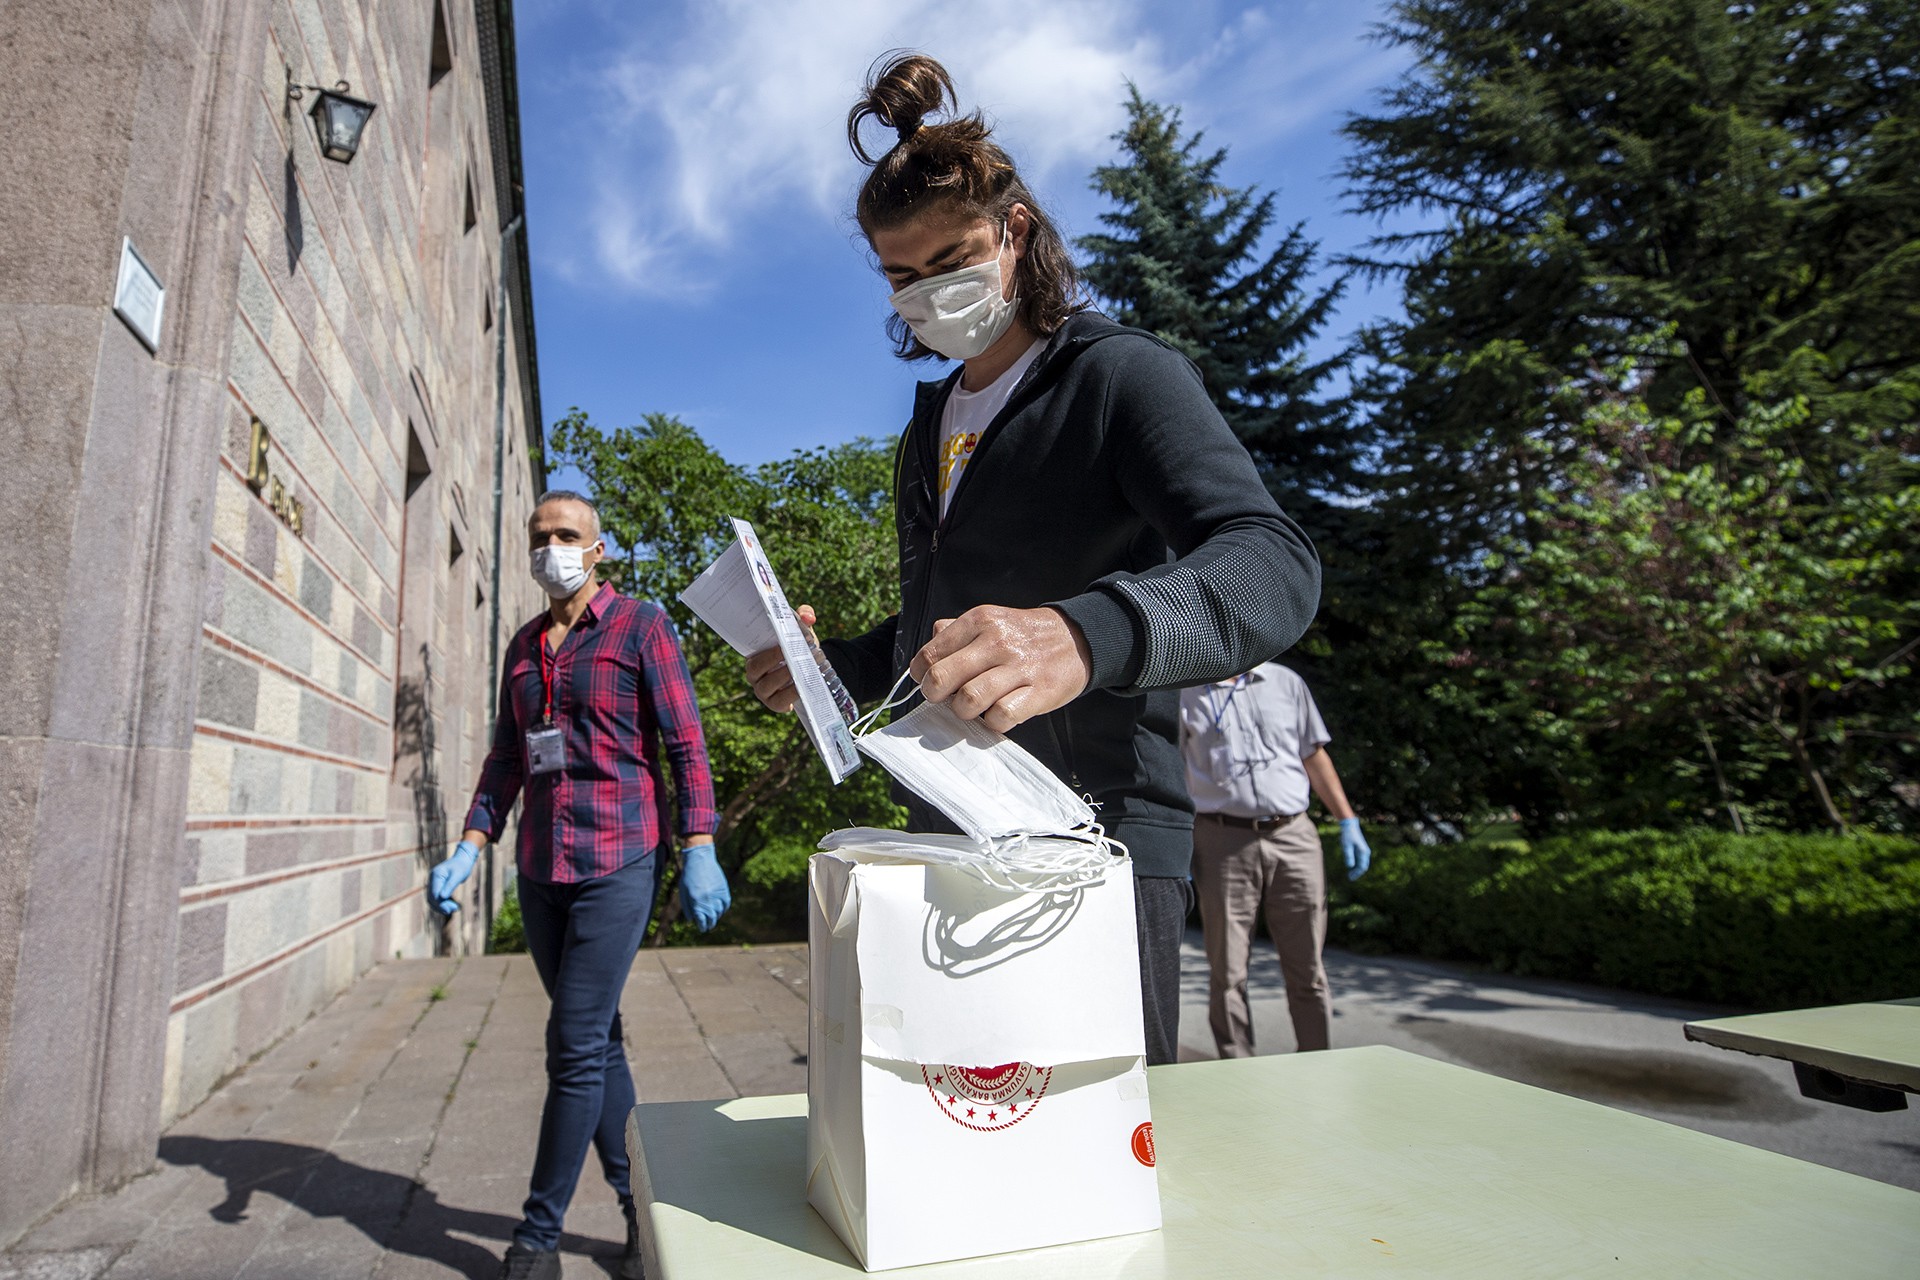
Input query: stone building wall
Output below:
<box><xmin>164</xmin><ymin>0</ymin><xmax>544</xmax><ymax>1125</ymax></box>
<box><xmin>0</xmin><ymin>0</ymin><xmax>543</xmax><ymax>1243</ymax></box>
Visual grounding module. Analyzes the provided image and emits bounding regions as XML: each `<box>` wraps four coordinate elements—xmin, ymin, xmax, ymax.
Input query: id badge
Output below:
<box><xmin>526</xmin><ymin>725</ymin><xmax>567</xmax><ymax>776</ymax></box>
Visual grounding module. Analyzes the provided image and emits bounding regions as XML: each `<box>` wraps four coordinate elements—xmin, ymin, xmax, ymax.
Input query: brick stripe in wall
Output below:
<box><xmin>212</xmin><ymin>447</ymin><xmax>397</xmax><ymax>652</ymax></box>
<box><xmin>179</xmin><ymin>844</ymin><xmax>437</xmax><ymax>906</ymax></box>
<box><xmin>210</xmin><ymin>538</ymin><xmax>386</xmax><ymax>678</ymax></box>
<box><xmin>230</xmin><ymin>226</ymin><xmax>410</xmax><ymax>527</ymax></box>
<box><xmin>170</xmin><ymin>881</ymin><xmax>425</xmax><ymax>1016</ymax></box>
<box><xmin>202</xmin><ymin>626</ymin><xmax>392</xmax><ymax>728</ymax></box>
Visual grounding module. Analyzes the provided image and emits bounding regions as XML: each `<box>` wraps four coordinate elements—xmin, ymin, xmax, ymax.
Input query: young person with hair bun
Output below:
<box><xmin>747</xmin><ymin>52</ymin><xmax>1320</xmax><ymax>1065</ymax></box>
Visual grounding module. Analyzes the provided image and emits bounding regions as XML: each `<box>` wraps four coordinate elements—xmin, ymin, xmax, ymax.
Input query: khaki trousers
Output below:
<box><xmin>1192</xmin><ymin>812</ymin><xmax>1330</xmax><ymax>1055</ymax></box>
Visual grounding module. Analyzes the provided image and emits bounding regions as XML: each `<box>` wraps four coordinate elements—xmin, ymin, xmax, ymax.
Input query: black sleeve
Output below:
<box><xmin>820</xmin><ymin>614</ymin><xmax>900</xmax><ymax>706</ymax></box>
<box><xmin>1048</xmin><ymin>338</ymin><xmax>1321</xmax><ymax>692</ymax></box>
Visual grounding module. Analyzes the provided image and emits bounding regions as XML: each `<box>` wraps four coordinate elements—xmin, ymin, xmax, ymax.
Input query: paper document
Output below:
<box><xmin>680</xmin><ymin>518</ymin><xmax>861</xmax><ymax>783</ymax></box>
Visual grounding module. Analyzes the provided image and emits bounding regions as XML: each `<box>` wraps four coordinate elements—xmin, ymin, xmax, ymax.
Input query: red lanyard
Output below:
<box><xmin>540</xmin><ymin>634</ymin><xmax>558</xmax><ymax>725</ymax></box>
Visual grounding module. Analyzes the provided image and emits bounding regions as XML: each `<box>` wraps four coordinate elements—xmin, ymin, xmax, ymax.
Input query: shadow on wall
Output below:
<box><xmin>280</xmin><ymin>77</ymin><xmax>303</xmax><ymax>274</ymax></box>
<box><xmin>395</xmin><ymin>642</ymin><xmax>453</xmax><ymax>954</ymax></box>
<box><xmin>157</xmin><ymin>1136</ymin><xmax>621</xmax><ymax>1278</ymax></box>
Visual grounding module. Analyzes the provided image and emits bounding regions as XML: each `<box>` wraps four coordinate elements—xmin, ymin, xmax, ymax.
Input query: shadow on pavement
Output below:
<box><xmin>158</xmin><ymin>1137</ymin><xmax>620</xmax><ymax>1279</ymax></box>
<box><xmin>1394</xmin><ymin>1015</ymin><xmax>1803</xmax><ymax>1118</ymax></box>
<box><xmin>1181</xmin><ymin>927</ymin><xmax>1742</xmax><ymax>1022</ymax></box>
<box><xmin>1325</xmin><ymin>949</ymin><xmax>1744</xmax><ymax>1019</ymax></box>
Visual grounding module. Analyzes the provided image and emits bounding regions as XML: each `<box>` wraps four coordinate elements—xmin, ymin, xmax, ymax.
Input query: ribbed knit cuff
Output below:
<box><xmin>1049</xmin><ymin>587</ymin><xmax>1145</xmax><ymax>692</ymax></box>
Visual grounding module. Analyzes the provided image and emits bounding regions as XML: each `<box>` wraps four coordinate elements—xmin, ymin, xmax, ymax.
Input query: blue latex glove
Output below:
<box><xmin>678</xmin><ymin>844</ymin><xmax>731</xmax><ymax>932</ymax></box>
<box><xmin>429</xmin><ymin>840</ymin><xmax>480</xmax><ymax>915</ymax></box>
<box><xmin>1339</xmin><ymin>818</ymin><xmax>1372</xmax><ymax>881</ymax></box>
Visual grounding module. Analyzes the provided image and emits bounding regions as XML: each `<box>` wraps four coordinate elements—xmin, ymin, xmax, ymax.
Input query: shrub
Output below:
<box><xmin>1326</xmin><ymin>829</ymin><xmax>1920</xmax><ymax>1008</ymax></box>
<box><xmin>740</xmin><ymin>836</ymin><xmax>816</xmax><ymax>896</ymax></box>
<box><xmin>658</xmin><ymin>836</ymin><xmax>819</xmax><ymax>946</ymax></box>
<box><xmin>488</xmin><ymin>887</ymin><xmax>526</xmax><ymax>954</ymax></box>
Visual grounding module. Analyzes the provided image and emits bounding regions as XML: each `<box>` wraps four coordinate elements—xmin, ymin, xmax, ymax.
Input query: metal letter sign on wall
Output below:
<box><xmin>247</xmin><ymin>417</ymin><xmax>308</xmax><ymax>537</ymax></box>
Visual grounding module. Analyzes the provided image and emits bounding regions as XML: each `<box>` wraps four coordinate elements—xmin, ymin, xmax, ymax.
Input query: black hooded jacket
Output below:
<box><xmin>821</xmin><ymin>312</ymin><xmax>1321</xmax><ymax>877</ymax></box>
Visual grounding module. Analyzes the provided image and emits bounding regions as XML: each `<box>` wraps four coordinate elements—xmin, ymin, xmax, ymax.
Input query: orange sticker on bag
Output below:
<box><xmin>1131</xmin><ymin>1121</ymin><xmax>1155</xmax><ymax>1167</ymax></box>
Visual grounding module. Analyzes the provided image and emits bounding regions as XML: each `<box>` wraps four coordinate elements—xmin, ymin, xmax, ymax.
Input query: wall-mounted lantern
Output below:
<box><xmin>288</xmin><ymin>76</ymin><xmax>378</xmax><ymax>164</ymax></box>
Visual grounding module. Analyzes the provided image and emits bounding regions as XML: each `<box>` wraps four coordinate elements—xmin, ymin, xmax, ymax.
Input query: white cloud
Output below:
<box><xmin>560</xmin><ymin>0</ymin><xmax>1403</xmax><ymax>296</ymax></box>
<box><xmin>1175</xmin><ymin>4</ymin><xmax>1408</xmax><ymax>163</ymax></box>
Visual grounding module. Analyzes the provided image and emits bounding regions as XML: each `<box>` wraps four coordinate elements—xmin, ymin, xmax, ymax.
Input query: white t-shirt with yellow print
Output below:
<box><xmin>936</xmin><ymin>338</ymin><xmax>1045</xmax><ymax>519</ymax></box>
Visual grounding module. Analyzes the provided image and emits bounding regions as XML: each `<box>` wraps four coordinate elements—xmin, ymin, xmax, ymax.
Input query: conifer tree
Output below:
<box><xmin>1343</xmin><ymin>0</ymin><xmax>1920</xmax><ymax>564</ymax></box>
<box><xmin>1076</xmin><ymin>92</ymin><xmax>1488</xmax><ymax>825</ymax></box>
<box><xmin>1078</xmin><ymin>88</ymin><xmax>1353</xmax><ymax>527</ymax></box>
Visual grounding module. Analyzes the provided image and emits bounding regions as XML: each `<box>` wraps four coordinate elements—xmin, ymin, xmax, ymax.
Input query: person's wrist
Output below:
<box><xmin>1041</xmin><ymin>607</ymin><xmax>1093</xmax><ymax>695</ymax></box>
<box><xmin>1046</xmin><ymin>591</ymin><xmax>1140</xmax><ymax>691</ymax></box>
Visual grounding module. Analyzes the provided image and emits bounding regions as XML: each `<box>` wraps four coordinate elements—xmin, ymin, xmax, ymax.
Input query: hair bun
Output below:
<box><xmin>848</xmin><ymin>51</ymin><xmax>956</xmax><ymax>165</ymax></box>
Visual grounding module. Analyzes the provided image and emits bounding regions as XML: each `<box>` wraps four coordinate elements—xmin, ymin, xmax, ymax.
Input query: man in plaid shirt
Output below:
<box><xmin>429</xmin><ymin>490</ymin><xmax>728</xmax><ymax>1280</ymax></box>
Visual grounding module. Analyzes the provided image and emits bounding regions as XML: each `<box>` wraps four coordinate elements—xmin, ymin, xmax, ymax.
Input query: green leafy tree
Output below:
<box><xmin>547</xmin><ymin>411</ymin><xmax>906</xmax><ymax>941</ymax></box>
<box><xmin>1446</xmin><ymin>353</ymin><xmax>1920</xmax><ymax>834</ymax></box>
<box><xmin>1333</xmin><ymin>0</ymin><xmax>1920</xmax><ymax>831</ymax></box>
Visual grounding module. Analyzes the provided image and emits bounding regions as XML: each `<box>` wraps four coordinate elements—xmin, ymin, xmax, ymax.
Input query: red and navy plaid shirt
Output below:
<box><xmin>465</xmin><ymin>586</ymin><xmax>717</xmax><ymax>885</ymax></box>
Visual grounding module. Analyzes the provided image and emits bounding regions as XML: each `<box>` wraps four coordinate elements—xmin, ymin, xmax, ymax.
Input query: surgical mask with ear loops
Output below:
<box><xmin>840</xmin><ymin>671</ymin><xmax>1122</xmax><ymax>892</ymax></box>
<box><xmin>530</xmin><ymin>544</ymin><xmax>595</xmax><ymax>598</ymax></box>
<box><xmin>888</xmin><ymin>225</ymin><xmax>1020</xmax><ymax>361</ymax></box>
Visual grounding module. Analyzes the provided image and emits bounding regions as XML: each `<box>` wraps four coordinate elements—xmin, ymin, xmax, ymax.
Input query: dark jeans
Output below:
<box><xmin>1135</xmin><ymin>874</ymin><xmax>1194</xmax><ymax>1066</ymax></box>
<box><xmin>514</xmin><ymin>852</ymin><xmax>658</xmax><ymax>1251</ymax></box>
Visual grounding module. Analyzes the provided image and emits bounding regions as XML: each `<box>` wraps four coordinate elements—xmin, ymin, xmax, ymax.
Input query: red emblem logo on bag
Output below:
<box><xmin>922</xmin><ymin>1062</ymin><xmax>1052</xmax><ymax>1131</ymax></box>
<box><xmin>1131</xmin><ymin>1122</ymin><xmax>1155</xmax><ymax>1166</ymax></box>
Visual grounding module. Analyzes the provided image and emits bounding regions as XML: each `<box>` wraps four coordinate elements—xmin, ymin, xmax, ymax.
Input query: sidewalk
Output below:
<box><xmin>2</xmin><ymin>947</ymin><xmax>809</xmax><ymax>1280</ymax></box>
<box><xmin>5</xmin><ymin>936</ymin><xmax>1915</xmax><ymax>1277</ymax></box>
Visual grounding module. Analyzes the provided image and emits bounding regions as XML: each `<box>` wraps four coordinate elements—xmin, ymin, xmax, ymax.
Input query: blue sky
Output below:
<box><xmin>514</xmin><ymin>0</ymin><xmax>1414</xmax><ymax>473</ymax></box>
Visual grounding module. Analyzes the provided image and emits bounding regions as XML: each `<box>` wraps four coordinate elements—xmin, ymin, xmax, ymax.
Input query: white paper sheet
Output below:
<box><xmin>680</xmin><ymin>518</ymin><xmax>861</xmax><ymax>783</ymax></box>
<box><xmin>677</xmin><ymin>539</ymin><xmax>776</xmax><ymax>656</ymax></box>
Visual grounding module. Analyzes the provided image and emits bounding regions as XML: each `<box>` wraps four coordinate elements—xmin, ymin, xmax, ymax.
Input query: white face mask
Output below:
<box><xmin>530</xmin><ymin>543</ymin><xmax>596</xmax><ymax>598</ymax></box>
<box><xmin>888</xmin><ymin>226</ymin><xmax>1019</xmax><ymax>361</ymax></box>
<box><xmin>854</xmin><ymin>693</ymin><xmax>1094</xmax><ymax>845</ymax></box>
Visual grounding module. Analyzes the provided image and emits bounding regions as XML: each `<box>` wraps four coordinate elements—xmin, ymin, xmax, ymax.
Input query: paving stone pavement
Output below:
<box><xmin>7</xmin><ymin>934</ymin><xmax>1916</xmax><ymax>1277</ymax></box>
<box><xmin>1</xmin><ymin>946</ymin><xmax>810</xmax><ymax>1280</ymax></box>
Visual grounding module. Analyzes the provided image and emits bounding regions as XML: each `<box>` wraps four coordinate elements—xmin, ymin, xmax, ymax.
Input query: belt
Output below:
<box><xmin>1200</xmin><ymin>811</ymin><xmax>1304</xmax><ymax>830</ymax></box>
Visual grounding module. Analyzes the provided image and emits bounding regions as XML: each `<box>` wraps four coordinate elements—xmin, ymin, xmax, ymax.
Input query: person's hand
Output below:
<box><xmin>1339</xmin><ymin>818</ymin><xmax>1371</xmax><ymax>881</ymax></box>
<box><xmin>745</xmin><ymin>605</ymin><xmax>819</xmax><ymax>713</ymax></box>
<box><xmin>678</xmin><ymin>844</ymin><xmax>731</xmax><ymax>932</ymax></box>
<box><xmin>911</xmin><ymin>605</ymin><xmax>1092</xmax><ymax>733</ymax></box>
<box><xmin>429</xmin><ymin>840</ymin><xmax>480</xmax><ymax>915</ymax></box>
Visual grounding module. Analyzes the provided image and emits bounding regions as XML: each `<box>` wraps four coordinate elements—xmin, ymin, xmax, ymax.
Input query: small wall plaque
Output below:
<box><xmin>113</xmin><ymin>236</ymin><xmax>165</xmax><ymax>352</ymax></box>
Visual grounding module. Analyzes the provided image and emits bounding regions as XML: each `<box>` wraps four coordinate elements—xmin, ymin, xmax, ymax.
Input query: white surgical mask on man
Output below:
<box><xmin>530</xmin><ymin>543</ymin><xmax>596</xmax><ymax>598</ymax></box>
<box><xmin>888</xmin><ymin>225</ymin><xmax>1019</xmax><ymax>361</ymax></box>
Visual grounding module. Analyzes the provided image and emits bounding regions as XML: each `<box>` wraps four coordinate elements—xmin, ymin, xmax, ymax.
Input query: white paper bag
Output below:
<box><xmin>806</xmin><ymin>835</ymin><xmax>1162</xmax><ymax>1271</ymax></box>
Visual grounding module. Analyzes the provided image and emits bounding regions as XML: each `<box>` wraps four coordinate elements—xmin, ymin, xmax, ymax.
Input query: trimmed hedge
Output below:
<box><xmin>1327</xmin><ymin>829</ymin><xmax>1920</xmax><ymax>1009</ymax></box>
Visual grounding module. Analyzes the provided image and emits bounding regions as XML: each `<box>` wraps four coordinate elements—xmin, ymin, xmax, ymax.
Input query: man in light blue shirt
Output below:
<box><xmin>1178</xmin><ymin>663</ymin><xmax>1371</xmax><ymax>1054</ymax></box>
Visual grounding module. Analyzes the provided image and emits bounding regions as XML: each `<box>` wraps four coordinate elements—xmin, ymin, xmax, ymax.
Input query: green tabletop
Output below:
<box><xmin>1685</xmin><ymin>998</ymin><xmax>1920</xmax><ymax>1092</ymax></box>
<box><xmin>626</xmin><ymin>1045</ymin><xmax>1918</xmax><ymax>1277</ymax></box>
